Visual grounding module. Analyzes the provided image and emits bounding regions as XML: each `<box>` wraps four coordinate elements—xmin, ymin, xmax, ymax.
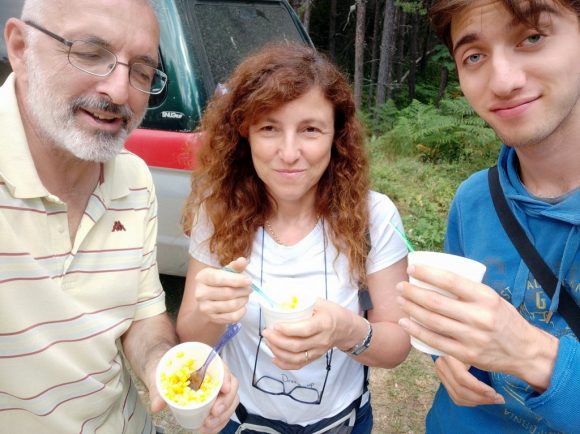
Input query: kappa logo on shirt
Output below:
<box><xmin>112</xmin><ymin>221</ymin><xmax>126</xmax><ymax>232</ymax></box>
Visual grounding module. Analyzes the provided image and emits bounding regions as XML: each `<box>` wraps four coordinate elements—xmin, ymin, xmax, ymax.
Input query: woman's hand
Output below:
<box><xmin>261</xmin><ymin>299</ymin><xmax>351</xmax><ymax>370</ymax></box>
<box><xmin>193</xmin><ymin>257</ymin><xmax>253</xmax><ymax>325</ymax></box>
<box><xmin>177</xmin><ymin>257</ymin><xmax>252</xmax><ymax>343</ymax></box>
<box><xmin>435</xmin><ymin>355</ymin><xmax>504</xmax><ymax>407</ymax></box>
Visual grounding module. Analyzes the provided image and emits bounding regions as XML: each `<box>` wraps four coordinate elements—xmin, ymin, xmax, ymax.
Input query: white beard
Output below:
<box><xmin>24</xmin><ymin>55</ymin><xmax>144</xmax><ymax>162</ymax></box>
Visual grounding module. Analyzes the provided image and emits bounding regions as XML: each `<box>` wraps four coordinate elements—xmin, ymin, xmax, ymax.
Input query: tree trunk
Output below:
<box><xmin>354</xmin><ymin>0</ymin><xmax>367</xmax><ymax>109</ymax></box>
<box><xmin>394</xmin><ymin>8</ymin><xmax>405</xmax><ymax>88</ymax></box>
<box><xmin>419</xmin><ymin>20</ymin><xmax>432</xmax><ymax>75</ymax></box>
<box><xmin>375</xmin><ymin>0</ymin><xmax>396</xmax><ymax>107</ymax></box>
<box><xmin>419</xmin><ymin>0</ymin><xmax>434</xmax><ymax>74</ymax></box>
<box><xmin>387</xmin><ymin>5</ymin><xmax>401</xmax><ymax>100</ymax></box>
<box><xmin>367</xmin><ymin>0</ymin><xmax>382</xmax><ymax>109</ymax></box>
<box><xmin>328</xmin><ymin>0</ymin><xmax>337</xmax><ymax>59</ymax></box>
<box><xmin>435</xmin><ymin>65</ymin><xmax>449</xmax><ymax>108</ymax></box>
<box><xmin>407</xmin><ymin>12</ymin><xmax>418</xmax><ymax>101</ymax></box>
<box><xmin>302</xmin><ymin>0</ymin><xmax>312</xmax><ymax>33</ymax></box>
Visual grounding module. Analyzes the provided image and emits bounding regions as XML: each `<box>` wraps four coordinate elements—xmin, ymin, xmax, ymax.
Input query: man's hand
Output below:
<box><xmin>397</xmin><ymin>264</ymin><xmax>559</xmax><ymax>391</ymax></box>
<box><xmin>435</xmin><ymin>356</ymin><xmax>504</xmax><ymax>406</ymax></box>
<box><xmin>121</xmin><ymin>313</ymin><xmax>177</xmax><ymax>412</ymax></box>
<box><xmin>199</xmin><ymin>364</ymin><xmax>240</xmax><ymax>434</ymax></box>
<box><xmin>148</xmin><ymin>368</ymin><xmax>166</xmax><ymax>413</ymax></box>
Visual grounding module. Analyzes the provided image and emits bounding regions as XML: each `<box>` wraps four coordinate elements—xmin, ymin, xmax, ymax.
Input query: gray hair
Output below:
<box><xmin>21</xmin><ymin>0</ymin><xmax>160</xmax><ymax>44</ymax></box>
<box><xmin>22</xmin><ymin>0</ymin><xmax>159</xmax><ymax>21</ymax></box>
<box><xmin>21</xmin><ymin>0</ymin><xmax>48</xmax><ymax>45</ymax></box>
<box><xmin>21</xmin><ymin>0</ymin><xmax>46</xmax><ymax>22</ymax></box>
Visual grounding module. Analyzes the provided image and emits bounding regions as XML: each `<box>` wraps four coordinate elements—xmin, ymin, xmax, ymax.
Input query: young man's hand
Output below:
<box><xmin>435</xmin><ymin>356</ymin><xmax>504</xmax><ymax>406</ymax></box>
<box><xmin>397</xmin><ymin>264</ymin><xmax>559</xmax><ymax>392</ymax></box>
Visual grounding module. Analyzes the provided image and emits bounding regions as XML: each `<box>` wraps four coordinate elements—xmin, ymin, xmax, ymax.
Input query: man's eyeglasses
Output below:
<box><xmin>24</xmin><ymin>20</ymin><xmax>168</xmax><ymax>95</ymax></box>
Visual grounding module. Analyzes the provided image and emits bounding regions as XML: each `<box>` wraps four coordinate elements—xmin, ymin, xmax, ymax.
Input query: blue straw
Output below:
<box><xmin>388</xmin><ymin>220</ymin><xmax>415</xmax><ymax>252</ymax></box>
<box><xmin>222</xmin><ymin>267</ymin><xmax>276</xmax><ymax>307</ymax></box>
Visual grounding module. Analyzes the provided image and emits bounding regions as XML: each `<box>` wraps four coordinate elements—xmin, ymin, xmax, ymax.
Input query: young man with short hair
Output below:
<box><xmin>397</xmin><ymin>1</ymin><xmax>580</xmax><ymax>432</ymax></box>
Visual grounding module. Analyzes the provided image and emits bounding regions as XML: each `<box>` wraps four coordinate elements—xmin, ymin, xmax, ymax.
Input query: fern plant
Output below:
<box><xmin>377</xmin><ymin>96</ymin><xmax>499</xmax><ymax>162</ymax></box>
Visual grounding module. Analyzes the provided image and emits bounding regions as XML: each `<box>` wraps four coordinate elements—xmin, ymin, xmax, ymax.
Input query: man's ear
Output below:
<box><xmin>5</xmin><ymin>18</ymin><xmax>29</xmax><ymax>78</ymax></box>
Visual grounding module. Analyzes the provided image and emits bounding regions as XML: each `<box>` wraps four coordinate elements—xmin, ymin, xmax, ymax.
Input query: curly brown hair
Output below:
<box><xmin>181</xmin><ymin>42</ymin><xmax>370</xmax><ymax>284</ymax></box>
<box><xmin>431</xmin><ymin>0</ymin><xmax>580</xmax><ymax>52</ymax></box>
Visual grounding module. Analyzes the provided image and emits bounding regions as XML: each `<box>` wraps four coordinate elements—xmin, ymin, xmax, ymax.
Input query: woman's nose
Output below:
<box><xmin>277</xmin><ymin>131</ymin><xmax>301</xmax><ymax>163</ymax></box>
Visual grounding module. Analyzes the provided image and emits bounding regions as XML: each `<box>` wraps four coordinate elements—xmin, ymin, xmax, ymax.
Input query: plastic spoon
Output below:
<box><xmin>188</xmin><ymin>322</ymin><xmax>241</xmax><ymax>390</ymax></box>
<box><xmin>222</xmin><ymin>266</ymin><xmax>276</xmax><ymax>307</ymax></box>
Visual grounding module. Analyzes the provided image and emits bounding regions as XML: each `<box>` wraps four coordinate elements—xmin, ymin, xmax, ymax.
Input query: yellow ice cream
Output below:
<box><xmin>159</xmin><ymin>351</ymin><xmax>219</xmax><ymax>407</ymax></box>
<box><xmin>279</xmin><ymin>295</ymin><xmax>299</xmax><ymax>310</ymax></box>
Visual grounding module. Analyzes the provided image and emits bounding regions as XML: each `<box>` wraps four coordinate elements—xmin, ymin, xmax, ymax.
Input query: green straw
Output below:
<box><xmin>388</xmin><ymin>220</ymin><xmax>415</xmax><ymax>252</ymax></box>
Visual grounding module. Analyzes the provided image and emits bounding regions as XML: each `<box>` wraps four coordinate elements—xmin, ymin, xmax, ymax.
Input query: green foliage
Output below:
<box><xmin>405</xmin><ymin>80</ymin><xmax>440</xmax><ymax>106</ymax></box>
<box><xmin>395</xmin><ymin>0</ymin><xmax>427</xmax><ymax>15</ymax></box>
<box><xmin>363</xmin><ymin>99</ymin><xmax>399</xmax><ymax>134</ymax></box>
<box><xmin>365</xmin><ymin>90</ymin><xmax>500</xmax><ymax>250</ymax></box>
<box><xmin>370</xmin><ymin>154</ymin><xmax>455</xmax><ymax>251</ymax></box>
<box><xmin>368</xmin><ymin>148</ymin><xmax>497</xmax><ymax>251</ymax></box>
<box><xmin>430</xmin><ymin>44</ymin><xmax>455</xmax><ymax>71</ymax></box>
<box><xmin>375</xmin><ymin>96</ymin><xmax>499</xmax><ymax>162</ymax></box>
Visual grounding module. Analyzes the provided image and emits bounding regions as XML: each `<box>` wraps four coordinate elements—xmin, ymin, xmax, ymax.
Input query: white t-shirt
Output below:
<box><xmin>189</xmin><ymin>191</ymin><xmax>407</xmax><ymax>425</ymax></box>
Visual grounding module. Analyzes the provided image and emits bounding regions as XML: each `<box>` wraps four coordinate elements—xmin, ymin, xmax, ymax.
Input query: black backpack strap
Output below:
<box><xmin>235</xmin><ymin>401</ymin><xmax>249</xmax><ymax>423</ymax></box>
<box><xmin>360</xmin><ymin>305</ymin><xmax>370</xmax><ymax>394</ymax></box>
<box><xmin>234</xmin><ymin>396</ymin><xmax>362</xmax><ymax>433</ymax></box>
<box><xmin>358</xmin><ymin>228</ymin><xmax>373</xmax><ymax>392</ymax></box>
<box><xmin>488</xmin><ymin>166</ymin><xmax>580</xmax><ymax>338</ymax></box>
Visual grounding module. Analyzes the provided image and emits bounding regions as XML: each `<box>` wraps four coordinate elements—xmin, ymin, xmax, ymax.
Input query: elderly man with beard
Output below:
<box><xmin>0</xmin><ymin>0</ymin><xmax>238</xmax><ymax>432</ymax></box>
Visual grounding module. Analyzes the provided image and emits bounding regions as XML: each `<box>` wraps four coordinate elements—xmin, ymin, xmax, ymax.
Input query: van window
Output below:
<box><xmin>189</xmin><ymin>1</ymin><xmax>306</xmax><ymax>86</ymax></box>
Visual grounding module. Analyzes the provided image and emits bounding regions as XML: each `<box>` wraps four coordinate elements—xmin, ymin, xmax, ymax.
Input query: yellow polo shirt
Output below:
<box><xmin>0</xmin><ymin>74</ymin><xmax>166</xmax><ymax>433</ymax></box>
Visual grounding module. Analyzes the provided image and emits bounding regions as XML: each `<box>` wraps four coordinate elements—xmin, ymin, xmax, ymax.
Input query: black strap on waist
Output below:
<box><xmin>235</xmin><ymin>394</ymin><xmax>362</xmax><ymax>434</ymax></box>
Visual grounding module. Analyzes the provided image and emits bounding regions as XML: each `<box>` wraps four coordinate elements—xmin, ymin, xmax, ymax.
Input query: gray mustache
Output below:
<box><xmin>72</xmin><ymin>96</ymin><xmax>133</xmax><ymax>124</ymax></box>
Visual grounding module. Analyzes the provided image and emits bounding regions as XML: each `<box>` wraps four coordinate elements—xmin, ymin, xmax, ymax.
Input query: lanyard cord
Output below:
<box><xmin>259</xmin><ymin>219</ymin><xmax>332</xmax><ymax>368</ymax></box>
<box><xmin>259</xmin><ymin>218</ymin><xmax>327</xmax><ymax>298</ymax></box>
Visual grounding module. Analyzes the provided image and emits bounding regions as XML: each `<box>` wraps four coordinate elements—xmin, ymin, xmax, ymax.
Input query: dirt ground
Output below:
<box><xmin>369</xmin><ymin>350</ymin><xmax>439</xmax><ymax>433</ymax></box>
<box><xmin>136</xmin><ymin>348</ymin><xmax>438</xmax><ymax>434</ymax></box>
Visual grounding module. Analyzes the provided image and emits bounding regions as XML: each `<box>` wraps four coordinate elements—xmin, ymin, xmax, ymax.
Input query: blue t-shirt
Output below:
<box><xmin>426</xmin><ymin>145</ymin><xmax>580</xmax><ymax>433</ymax></box>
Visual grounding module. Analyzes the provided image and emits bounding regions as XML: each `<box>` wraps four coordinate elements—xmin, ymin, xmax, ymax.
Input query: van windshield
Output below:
<box><xmin>190</xmin><ymin>1</ymin><xmax>306</xmax><ymax>86</ymax></box>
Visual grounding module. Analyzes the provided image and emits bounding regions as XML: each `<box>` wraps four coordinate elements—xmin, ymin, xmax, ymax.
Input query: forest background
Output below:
<box><xmin>290</xmin><ymin>0</ymin><xmax>500</xmax><ymax>251</ymax></box>
<box><xmin>148</xmin><ymin>1</ymin><xmax>504</xmax><ymax>433</ymax></box>
<box><xmin>273</xmin><ymin>1</ymin><xmax>502</xmax><ymax>432</ymax></box>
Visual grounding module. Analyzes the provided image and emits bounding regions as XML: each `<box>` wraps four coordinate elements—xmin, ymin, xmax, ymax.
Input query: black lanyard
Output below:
<box><xmin>488</xmin><ymin>165</ymin><xmax>579</xmax><ymax>338</ymax></box>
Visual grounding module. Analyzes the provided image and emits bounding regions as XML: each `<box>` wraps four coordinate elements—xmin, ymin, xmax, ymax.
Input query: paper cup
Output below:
<box><xmin>259</xmin><ymin>278</ymin><xmax>316</xmax><ymax>329</ymax></box>
<box><xmin>407</xmin><ymin>251</ymin><xmax>487</xmax><ymax>356</ymax></box>
<box><xmin>156</xmin><ymin>342</ymin><xmax>224</xmax><ymax>430</ymax></box>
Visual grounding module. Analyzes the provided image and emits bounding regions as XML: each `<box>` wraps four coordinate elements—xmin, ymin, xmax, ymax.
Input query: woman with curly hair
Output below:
<box><xmin>177</xmin><ymin>42</ymin><xmax>410</xmax><ymax>433</ymax></box>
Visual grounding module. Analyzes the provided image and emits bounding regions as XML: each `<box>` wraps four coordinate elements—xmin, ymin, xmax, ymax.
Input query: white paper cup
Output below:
<box><xmin>407</xmin><ymin>251</ymin><xmax>487</xmax><ymax>356</ymax></box>
<box><xmin>156</xmin><ymin>342</ymin><xmax>224</xmax><ymax>430</ymax></box>
<box><xmin>259</xmin><ymin>278</ymin><xmax>316</xmax><ymax>329</ymax></box>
